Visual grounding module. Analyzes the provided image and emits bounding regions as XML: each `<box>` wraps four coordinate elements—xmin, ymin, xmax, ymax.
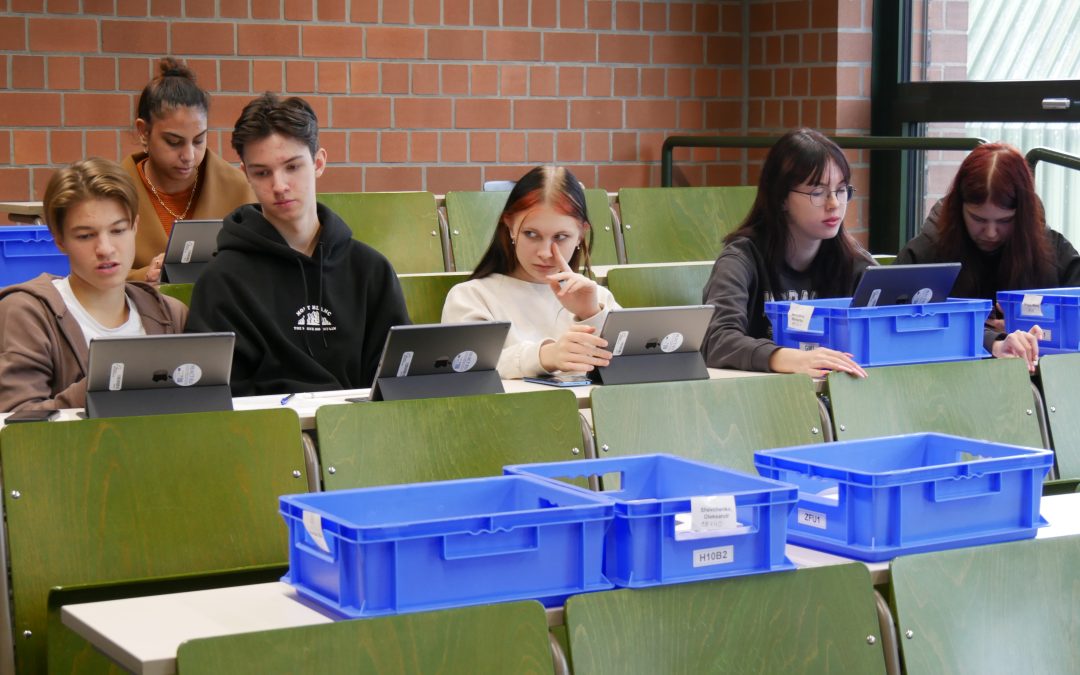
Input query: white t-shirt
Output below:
<box><xmin>441</xmin><ymin>273</ymin><xmax>619</xmax><ymax>378</ymax></box>
<box><xmin>53</xmin><ymin>277</ymin><xmax>146</xmax><ymax>347</ymax></box>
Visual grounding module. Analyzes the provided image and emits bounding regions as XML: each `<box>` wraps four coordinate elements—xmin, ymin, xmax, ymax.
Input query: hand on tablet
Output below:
<box><xmin>146</xmin><ymin>253</ymin><xmax>165</xmax><ymax>283</ymax></box>
<box><xmin>539</xmin><ymin>325</ymin><xmax>612</xmax><ymax>373</ymax></box>
<box><xmin>992</xmin><ymin>325</ymin><xmax>1042</xmax><ymax>373</ymax></box>
<box><xmin>769</xmin><ymin>346</ymin><xmax>868</xmax><ymax>379</ymax></box>
<box><xmin>545</xmin><ymin>242</ymin><xmax>602</xmax><ymax>320</ymax></box>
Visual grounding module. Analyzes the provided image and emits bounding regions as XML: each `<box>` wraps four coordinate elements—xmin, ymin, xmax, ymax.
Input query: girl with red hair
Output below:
<box><xmin>442</xmin><ymin>166</ymin><xmax>620</xmax><ymax>379</ymax></box>
<box><xmin>897</xmin><ymin>143</ymin><xmax>1080</xmax><ymax>370</ymax></box>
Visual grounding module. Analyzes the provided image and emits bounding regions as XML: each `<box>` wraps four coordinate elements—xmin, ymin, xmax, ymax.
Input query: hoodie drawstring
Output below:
<box><xmin>317</xmin><ymin>243</ymin><xmax>328</xmax><ymax>349</ymax></box>
<box><xmin>295</xmin><ymin>259</ymin><xmax>315</xmax><ymax>357</ymax></box>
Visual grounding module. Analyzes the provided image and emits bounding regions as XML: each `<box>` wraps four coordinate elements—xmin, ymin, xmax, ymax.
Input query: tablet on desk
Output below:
<box><xmin>369</xmin><ymin>322</ymin><xmax>510</xmax><ymax>401</ymax></box>
<box><xmin>849</xmin><ymin>263</ymin><xmax>961</xmax><ymax>308</ymax></box>
<box><xmin>161</xmin><ymin>219</ymin><xmax>224</xmax><ymax>284</ymax></box>
<box><xmin>589</xmin><ymin>306</ymin><xmax>712</xmax><ymax>386</ymax></box>
<box><xmin>85</xmin><ymin>333</ymin><xmax>235</xmax><ymax>418</ymax></box>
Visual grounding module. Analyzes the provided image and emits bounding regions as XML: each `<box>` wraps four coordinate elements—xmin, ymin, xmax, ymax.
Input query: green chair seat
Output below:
<box><xmin>176</xmin><ymin>600</ymin><xmax>555</xmax><ymax>674</ymax></box>
<box><xmin>565</xmin><ymin>564</ymin><xmax>887</xmax><ymax>674</ymax></box>
<box><xmin>826</xmin><ymin>358</ymin><xmax>1043</xmax><ymax>447</ymax></box>
<box><xmin>1036</xmin><ymin>352</ymin><xmax>1080</xmax><ymax>481</ymax></box>
<box><xmin>890</xmin><ymin>535</ymin><xmax>1080</xmax><ymax>675</ymax></box>
<box><xmin>397</xmin><ymin>272</ymin><xmax>470</xmax><ymax>324</ymax></box>
<box><xmin>617</xmin><ymin>186</ymin><xmax>756</xmax><ymax>263</ymax></box>
<box><xmin>157</xmin><ymin>282</ymin><xmax>193</xmax><ymax>307</ymax></box>
<box><xmin>590</xmin><ymin>375</ymin><xmax>824</xmax><ymax>475</ymax></box>
<box><xmin>315</xmin><ymin>390</ymin><xmax>587</xmax><ymax>489</ymax></box>
<box><xmin>1</xmin><ymin>409</ymin><xmax>307</xmax><ymax>674</ymax></box>
<box><xmin>604</xmin><ymin>261</ymin><xmax>714</xmax><ymax>307</ymax></box>
<box><xmin>318</xmin><ymin>192</ymin><xmax>445</xmax><ymax>273</ymax></box>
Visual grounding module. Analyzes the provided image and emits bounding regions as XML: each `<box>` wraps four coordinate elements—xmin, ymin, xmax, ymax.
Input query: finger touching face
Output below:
<box><xmin>508</xmin><ymin>204</ymin><xmax>583</xmax><ymax>283</ymax></box>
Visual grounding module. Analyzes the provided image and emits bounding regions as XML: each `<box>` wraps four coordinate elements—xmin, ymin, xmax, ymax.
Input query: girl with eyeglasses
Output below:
<box><xmin>701</xmin><ymin>128</ymin><xmax>873</xmax><ymax>377</ymax></box>
<box><xmin>896</xmin><ymin>143</ymin><xmax>1074</xmax><ymax>372</ymax></box>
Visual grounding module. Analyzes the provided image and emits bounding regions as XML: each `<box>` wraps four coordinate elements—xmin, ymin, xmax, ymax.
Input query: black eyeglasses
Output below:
<box><xmin>790</xmin><ymin>185</ymin><xmax>856</xmax><ymax>207</ymax></box>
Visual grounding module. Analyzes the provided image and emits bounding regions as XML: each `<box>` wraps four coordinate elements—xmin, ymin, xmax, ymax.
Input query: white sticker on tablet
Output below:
<box><xmin>787</xmin><ymin>303</ymin><xmax>814</xmax><ymax>331</ymax></box>
<box><xmin>1041</xmin><ymin>328</ymin><xmax>1052</xmax><ymax>342</ymax></box>
<box><xmin>172</xmin><ymin>363</ymin><xmax>202</xmax><ymax>387</ymax></box>
<box><xmin>660</xmin><ymin>332</ymin><xmax>683</xmax><ymax>353</ymax></box>
<box><xmin>452</xmin><ymin>350</ymin><xmax>477</xmax><ymax>372</ymax></box>
<box><xmin>612</xmin><ymin>330</ymin><xmax>629</xmax><ymax>356</ymax></box>
<box><xmin>692</xmin><ymin>545</ymin><xmax>734</xmax><ymax>568</ymax></box>
<box><xmin>396</xmin><ymin>351</ymin><xmax>414</xmax><ymax>377</ymax></box>
<box><xmin>798</xmin><ymin>508</ymin><xmax>827</xmax><ymax>530</ymax></box>
<box><xmin>798</xmin><ymin>342</ymin><xmax>820</xmax><ymax>351</ymax></box>
<box><xmin>912</xmin><ymin>287</ymin><xmax>933</xmax><ymax>304</ymax></box>
<box><xmin>690</xmin><ymin>495</ymin><xmax>738</xmax><ymax>532</ymax></box>
<box><xmin>1021</xmin><ymin>294</ymin><xmax>1044</xmax><ymax>317</ymax></box>
<box><xmin>181</xmin><ymin>240</ymin><xmax>195</xmax><ymax>264</ymax></box>
<box><xmin>302</xmin><ymin>510</ymin><xmax>330</xmax><ymax>553</ymax></box>
<box><xmin>867</xmin><ymin>289</ymin><xmax>881</xmax><ymax>307</ymax></box>
<box><xmin>108</xmin><ymin>363</ymin><xmax>124</xmax><ymax>391</ymax></box>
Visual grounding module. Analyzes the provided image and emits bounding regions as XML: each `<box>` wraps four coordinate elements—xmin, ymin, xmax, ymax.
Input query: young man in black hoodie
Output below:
<box><xmin>187</xmin><ymin>94</ymin><xmax>409</xmax><ymax>396</ymax></box>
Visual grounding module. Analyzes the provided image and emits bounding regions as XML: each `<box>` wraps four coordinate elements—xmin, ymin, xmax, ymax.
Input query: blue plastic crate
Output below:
<box><xmin>279</xmin><ymin>475</ymin><xmax>613</xmax><ymax>618</ymax></box>
<box><xmin>506</xmin><ymin>454</ymin><xmax>798</xmax><ymax>588</ymax></box>
<box><xmin>764</xmin><ymin>297</ymin><xmax>992</xmax><ymax>367</ymax></box>
<box><xmin>998</xmin><ymin>287</ymin><xmax>1080</xmax><ymax>354</ymax></box>
<box><xmin>754</xmin><ymin>433</ymin><xmax>1052</xmax><ymax>562</ymax></box>
<box><xmin>0</xmin><ymin>225</ymin><xmax>69</xmax><ymax>287</ymax></box>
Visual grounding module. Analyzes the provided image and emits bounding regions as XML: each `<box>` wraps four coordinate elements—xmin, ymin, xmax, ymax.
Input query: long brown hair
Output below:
<box><xmin>471</xmin><ymin>166</ymin><xmax>594</xmax><ymax>279</ymax></box>
<box><xmin>937</xmin><ymin>142</ymin><xmax>1054</xmax><ymax>292</ymax></box>
<box><xmin>724</xmin><ymin>128</ymin><xmax>867</xmax><ymax>296</ymax></box>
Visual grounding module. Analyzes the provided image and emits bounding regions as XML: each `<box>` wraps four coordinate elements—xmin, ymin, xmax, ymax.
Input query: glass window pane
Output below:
<box><xmin>910</xmin><ymin>0</ymin><xmax>1080</xmax><ymax>83</ymax></box>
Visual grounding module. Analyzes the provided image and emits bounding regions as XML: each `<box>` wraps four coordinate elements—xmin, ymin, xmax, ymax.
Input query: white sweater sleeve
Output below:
<box><xmin>441</xmin><ymin>280</ymin><xmax>549</xmax><ymax>379</ymax></box>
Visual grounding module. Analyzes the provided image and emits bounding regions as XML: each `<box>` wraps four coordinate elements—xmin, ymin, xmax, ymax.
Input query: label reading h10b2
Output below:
<box><xmin>692</xmin><ymin>545</ymin><xmax>734</xmax><ymax>568</ymax></box>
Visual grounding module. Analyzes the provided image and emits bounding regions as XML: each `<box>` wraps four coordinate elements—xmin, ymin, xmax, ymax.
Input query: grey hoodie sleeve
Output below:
<box><xmin>701</xmin><ymin>247</ymin><xmax>781</xmax><ymax>372</ymax></box>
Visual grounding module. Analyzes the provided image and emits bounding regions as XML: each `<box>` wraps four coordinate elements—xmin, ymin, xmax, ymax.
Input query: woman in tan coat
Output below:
<box><xmin>123</xmin><ymin>57</ymin><xmax>254</xmax><ymax>281</ymax></box>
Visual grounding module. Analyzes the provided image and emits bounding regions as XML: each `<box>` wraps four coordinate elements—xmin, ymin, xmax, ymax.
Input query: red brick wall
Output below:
<box><xmin>1</xmin><ymin>0</ymin><xmax>875</xmax><ymax>208</ymax></box>
<box><xmin>743</xmin><ymin>0</ymin><xmax>875</xmax><ymax>245</ymax></box>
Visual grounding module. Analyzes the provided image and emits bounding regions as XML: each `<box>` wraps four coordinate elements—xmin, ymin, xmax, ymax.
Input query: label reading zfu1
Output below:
<box><xmin>798</xmin><ymin>508</ymin><xmax>828</xmax><ymax>530</ymax></box>
<box><xmin>693</xmin><ymin>545</ymin><xmax>734</xmax><ymax>568</ymax></box>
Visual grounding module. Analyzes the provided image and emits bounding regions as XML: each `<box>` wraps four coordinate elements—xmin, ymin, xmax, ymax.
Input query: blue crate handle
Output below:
<box><xmin>442</xmin><ymin>526</ymin><xmax>540</xmax><ymax>560</ymax></box>
<box><xmin>930</xmin><ymin>473</ymin><xmax>1002</xmax><ymax>502</ymax></box>
<box><xmin>893</xmin><ymin>312</ymin><xmax>949</xmax><ymax>333</ymax></box>
<box><xmin>295</xmin><ymin>535</ymin><xmax>338</xmax><ymax>563</ymax></box>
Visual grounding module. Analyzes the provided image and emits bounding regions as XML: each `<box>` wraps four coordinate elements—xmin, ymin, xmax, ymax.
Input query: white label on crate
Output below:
<box><xmin>798</xmin><ymin>508</ymin><xmax>828</xmax><ymax>530</ymax></box>
<box><xmin>692</xmin><ymin>545</ymin><xmax>734</xmax><ymax>568</ymax></box>
<box><xmin>1042</xmin><ymin>328</ymin><xmax>1052</xmax><ymax>342</ymax></box>
<box><xmin>181</xmin><ymin>240</ymin><xmax>195</xmax><ymax>264</ymax></box>
<box><xmin>108</xmin><ymin>363</ymin><xmax>124</xmax><ymax>391</ymax></box>
<box><xmin>787</xmin><ymin>303</ymin><xmax>814</xmax><ymax>331</ymax></box>
<box><xmin>452</xmin><ymin>350</ymin><xmax>477</xmax><ymax>372</ymax></box>
<box><xmin>612</xmin><ymin>330</ymin><xmax>629</xmax><ymax>356</ymax></box>
<box><xmin>302</xmin><ymin>511</ymin><xmax>330</xmax><ymax>553</ymax></box>
<box><xmin>1021</xmin><ymin>294</ymin><xmax>1044</xmax><ymax>317</ymax></box>
<box><xmin>912</xmin><ymin>288</ymin><xmax>933</xmax><ymax>304</ymax></box>
<box><xmin>172</xmin><ymin>363</ymin><xmax>202</xmax><ymax>387</ymax></box>
<box><xmin>396</xmin><ymin>351</ymin><xmax>414</xmax><ymax>377</ymax></box>
<box><xmin>867</xmin><ymin>289</ymin><xmax>882</xmax><ymax>307</ymax></box>
<box><xmin>690</xmin><ymin>495</ymin><xmax>738</xmax><ymax>532</ymax></box>
<box><xmin>660</xmin><ymin>332</ymin><xmax>683</xmax><ymax>353</ymax></box>
<box><xmin>798</xmin><ymin>342</ymin><xmax>820</xmax><ymax>351</ymax></box>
